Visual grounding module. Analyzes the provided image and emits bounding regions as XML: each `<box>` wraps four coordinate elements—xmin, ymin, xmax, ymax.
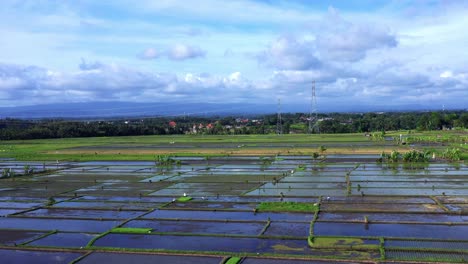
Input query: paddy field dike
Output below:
<box><xmin>0</xmin><ymin>131</ymin><xmax>466</xmax><ymax>263</ymax></box>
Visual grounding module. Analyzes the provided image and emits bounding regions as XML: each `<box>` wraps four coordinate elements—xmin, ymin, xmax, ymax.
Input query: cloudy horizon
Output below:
<box><xmin>0</xmin><ymin>0</ymin><xmax>467</xmax><ymax>111</ymax></box>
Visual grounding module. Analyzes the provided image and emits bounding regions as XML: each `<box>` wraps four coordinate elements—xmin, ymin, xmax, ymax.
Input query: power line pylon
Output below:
<box><xmin>277</xmin><ymin>98</ymin><xmax>283</xmax><ymax>135</ymax></box>
<box><xmin>308</xmin><ymin>80</ymin><xmax>319</xmax><ymax>133</ymax></box>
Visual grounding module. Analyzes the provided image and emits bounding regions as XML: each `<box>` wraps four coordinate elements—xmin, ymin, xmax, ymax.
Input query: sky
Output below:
<box><xmin>0</xmin><ymin>0</ymin><xmax>467</xmax><ymax>111</ymax></box>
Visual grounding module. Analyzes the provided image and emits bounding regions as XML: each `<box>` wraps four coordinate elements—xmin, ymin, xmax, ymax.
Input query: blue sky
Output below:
<box><xmin>0</xmin><ymin>0</ymin><xmax>467</xmax><ymax>111</ymax></box>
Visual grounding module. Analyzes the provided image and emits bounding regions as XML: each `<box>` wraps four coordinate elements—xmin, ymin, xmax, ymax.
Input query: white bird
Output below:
<box><xmin>183</xmin><ymin>193</ymin><xmax>187</xmax><ymax>197</ymax></box>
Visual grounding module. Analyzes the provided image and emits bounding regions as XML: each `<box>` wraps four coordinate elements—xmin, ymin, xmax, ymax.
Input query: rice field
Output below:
<box><xmin>0</xmin><ymin>132</ymin><xmax>466</xmax><ymax>263</ymax></box>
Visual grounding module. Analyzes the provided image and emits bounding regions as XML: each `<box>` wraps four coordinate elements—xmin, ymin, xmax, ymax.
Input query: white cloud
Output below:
<box><xmin>0</xmin><ymin>77</ymin><xmax>25</xmax><ymax>90</ymax></box>
<box><xmin>79</xmin><ymin>59</ymin><xmax>104</xmax><ymax>71</ymax></box>
<box><xmin>138</xmin><ymin>45</ymin><xmax>206</xmax><ymax>61</ymax></box>
<box><xmin>257</xmin><ymin>8</ymin><xmax>398</xmax><ymax>71</ymax></box>
<box><xmin>0</xmin><ymin>1</ymin><xmax>467</xmax><ymax>110</ymax></box>
<box><xmin>226</xmin><ymin>72</ymin><xmax>241</xmax><ymax>82</ymax></box>
<box><xmin>440</xmin><ymin>70</ymin><xmax>453</xmax><ymax>78</ymax></box>
<box><xmin>139</xmin><ymin>48</ymin><xmax>159</xmax><ymax>60</ymax></box>
<box><xmin>257</xmin><ymin>36</ymin><xmax>320</xmax><ymax>70</ymax></box>
<box><xmin>168</xmin><ymin>44</ymin><xmax>206</xmax><ymax>61</ymax></box>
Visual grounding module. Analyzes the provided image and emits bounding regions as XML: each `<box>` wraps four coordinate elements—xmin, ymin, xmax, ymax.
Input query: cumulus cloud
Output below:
<box><xmin>168</xmin><ymin>44</ymin><xmax>206</xmax><ymax>61</ymax></box>
<box><xmin>138</xmin><ymin>48</ymin><xmax>159</xmax><ymax>60</ymax></box>
<box><xmin>257</xmin><ymin>36</ymin><xmax>321</xmax><ymax>70</ymax></box>
<box><xmin>315</xmin><ymin>7</ymin><xmax>398</xmax><ymax>62</ymax></box>
<box><xmin>439</xmin><ymin>70</ymin><xmax>453</xmax><ymax>78</ymax></box>
<box><xmin>79</xmin><ymin>59</ymin><xmax>104</xmax><ymax>71</ymax></box>
<box><xmin>316</xmin><ymin>24</ymin><xmax>397</xmax><ymax>62</ymax></box>
<box><xmin>0</xmin><ymin>60</ymin><xmax>467</xmax><ymax>110</ymax></box>
<box><xmin>2</xmin><ymin>0</ymin><xmax>468</xmax><ymax>111</ymax></box>
<box><xmin>257</xmin><ymin>8</ymin><xmax>398</xmax><ymax>72</ymax></box>
<box><xmin>0</xmin><ymin>62</ymin><xmax>254</xmax><ymax>106</ymax></box>
<box><xmin>138</xmin><ymin>44</ymin><xmax>206</xmax><ymax>61</ymax></box>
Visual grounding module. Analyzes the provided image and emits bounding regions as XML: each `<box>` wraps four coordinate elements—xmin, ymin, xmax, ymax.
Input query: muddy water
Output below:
<box><xmin>314</xmin><ymin>222</ymin><xmax>468</xmax><ymax>239</ymax></box>
<box><xmin>21</xmin><ymin>208</ymin><xmax>146</xmax><ymax>219</ymax></box>
<box><xmin>0</xmin><ymin>202</ymin><xmax>43</xmax><ymax>208</ymax></box>
<box><xmin>386</xmin><ymin>249</ymin><xmax>468</xmax><ymax>262</ymax></box>
<box><xmin>78</xmin><ymin>252</ymin><xmax>223</xmax><ymax>264</ymax></box>
<box><xmin>28</xmin><ymin>232</ymin><xmax>96</xmax><ymax>248</ymax></box>
<box><xmin>53</xmin><ymin>201</ymin><xmax>160</xmax><ymax>210</ymax></box>
<box><xmin>262</xmin><ymin>222</ymin><xmax>309</xmax><ymax>237</ymax></box>
<box><xmin>0</xmin><ymin>249</ymin><xmax>83</xmax><ymax>264</ymax></box>
<box><xmin>0</xmin><ymin>217</ymin><xmax>120</xmax><ymax>232</ymax></box>
<box><xmin>123</xmin><ymin>219</ymin><xmax>265</xmax><ymax>235</ymax></box>
<box><xmin>143</xmin><ymin>209</ymin><xmax>313</xmax><ymax>222</ymax></box>
<box><xmin>165</xmin><ymin>202</ymin><xmax>256</xmax><ymax>210</ymax></box>
<box><xmin>242</xmin><ymin>258</ymin><xmax>346</xmax><ymax>264</ymax></box>
<box><xmin>386</xmin><ymin>239</ymin><xmax>468</xmax><ymax>250</ymax></box>
<box><xmin>318</xmin><ymin>212</ymin><xmax>466</xmax><ymax>223</ymax></box>
<box><xmin>74</xmin><ymin>195</ymin><xmax>172</xmax><ymax>203</ymax></box>
<box><xmin>245</xmin><ymin>188</ymin><xmax>345</xmax><ymax>196</ymax></box>
<box><xmin>321</xmin><ymin>203</ymin><xmax>444</xmax><ymax>212</ymax></box>
<box><xmin>95</xmin><ymin>233</ymin><xmax>314</xmax><ymax>255</ymax></box>
<box><xmin>0</xmin><ymin>230</ymin><xmax>46</xmax><ymax>245</ymax></box>
<box><xmin>0</xmin><ymin>208</ymin><xmax>24</xmax><ymax>216</ymax></box>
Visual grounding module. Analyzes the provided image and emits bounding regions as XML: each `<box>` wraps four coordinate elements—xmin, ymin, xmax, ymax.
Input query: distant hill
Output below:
<box><xmin>0</xmin><ymin>101</ymin><xmax>457</xmax><ymax>119</ymax></box>
<box><xmin>0</xmin><ymin>101</ymin><xmax>275</xmax><ymax>119</ymax></box>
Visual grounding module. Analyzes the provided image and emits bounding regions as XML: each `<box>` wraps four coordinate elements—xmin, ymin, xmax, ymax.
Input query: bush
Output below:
<box><xmin>402</xmin><ymin>150</ymin><xmax>430</xmax><ymax>163</ymax></box>
<box><xmin>441</xmin><ymin>148</ymin><xmax>461</xmax><ymax>161</ymax></box>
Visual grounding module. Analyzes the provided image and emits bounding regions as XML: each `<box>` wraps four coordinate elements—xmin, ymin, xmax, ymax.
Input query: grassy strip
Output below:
<box><xmin>258</xmin><ymin>220</ymin><xmax>271</xmax><ymax>236</ymax></box>
<box><xmin>85</xmin><ymin>230</ymin><xmax>110</xmax><ymax>248</ymax></box>
<box><xmin>308</xmin><ymin>196</ymin><xmax>322</xmax><ymax>246</ymax></box>
<box><xmin>8</xmin><ymin>206</ymin><xmax>44</xmax><ymax>216</ymax></box>
<box><xmin>379</xmin><ymin>237</ymin><xmax>385</xmax><ymax>260</ymax></box>
<box><xmin>85</xmin><ymin>246</ymin><xmax>377</xmax><ymax>261</ymax></box>
<box><xmin>309</xmin><ymin>237</ymin><xmax>379</xmax><ymax>251</ymax></box>
<box><xmin>257</xmin><ymin>201</ymin><xmax>319</xmax><ymax>213</ymax></box>
<box><xmin>241</xmin><ymin>183</ymin><xmax>267</xmax><ymax>195</ymax></box>
<box><xmin>68</xmin><ymin>251</ymin><xmax>93</xmax><ymax>264</ymax></box>
<box><xmin>110</xmin><ymin>227</ymin><xmax>152</xmax><ymax>234</ymax></box>
<box><xmin>224</xmin><ymin>256</ymin><xmax>242</xmax><ymax>264</ymax></box>
<box><xmin>157</xmin><ymin>200</ymin><xmax>176</xmax><ymax>209</ymax></box>
<box><xmin>0</xmin><ymin>132</ymin><xmax>408</xmax><ymax>161</ymax></box>
<box><xmin>176</xmin><ymin>196</ymin><xmax>193</xmax><ymax>202</ymax></box>
<box><xmin>18</xmin><ymin>230</ymin><xmax>57</xmax><ymax>246</ymax></box>
<box><xmin>312</xmin><ymin>196</ymin><xmax>321</xmax><ymax>232</ymax></box>
<box><xmin>308</xmin><ymin>235</ymin><xmax>468</xmax><ymax>258</ymax></box>
<box><xmin>430</xmin><ymin>196</ymin><xmax>450</xmax><ymax>212</ymax></box>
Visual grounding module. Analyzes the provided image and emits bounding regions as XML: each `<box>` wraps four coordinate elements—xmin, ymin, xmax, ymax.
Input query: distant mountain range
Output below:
<box><xmin>0</xmin><ymin>101</ymin><xmax>460</xmax><ymax>119</ymax></box>
<box><xmin>0</xmin><ymin>102</ymin><xmax>273</xmax><ymax>119</ymax></box>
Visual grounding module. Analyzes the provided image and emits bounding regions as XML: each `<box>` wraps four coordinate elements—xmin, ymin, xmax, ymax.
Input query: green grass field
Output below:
<box><xmin>257</xmin><ymin>201</ymin><xmax>319</xmax><ymax>212</ymax></box>
<box><xmin>0</xmin><ymin>131</ymin><xmax>465</xmax><ymax>161</ymax></box>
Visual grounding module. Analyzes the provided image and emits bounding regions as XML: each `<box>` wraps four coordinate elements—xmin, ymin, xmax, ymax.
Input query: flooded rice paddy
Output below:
<box><xmin>0</xmin><ymin>154</ymin><xmax>466</xmax><ymax>263</ymax></box>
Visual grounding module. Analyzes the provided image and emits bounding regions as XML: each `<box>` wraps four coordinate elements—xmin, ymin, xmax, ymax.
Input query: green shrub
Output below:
<box><xmin>441</xmin><ymin>148</ymin><xmax>461</xmax><ymax>161</ymax></box>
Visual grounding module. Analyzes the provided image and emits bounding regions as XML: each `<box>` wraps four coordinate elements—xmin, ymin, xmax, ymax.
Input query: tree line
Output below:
<box><xmin>0</xmin><ymin>111</ymin><xmax>466</xmax><ymax>140</ymax></box>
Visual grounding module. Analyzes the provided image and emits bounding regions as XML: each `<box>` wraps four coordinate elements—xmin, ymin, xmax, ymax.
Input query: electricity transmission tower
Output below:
<box><xmin>308</xmin><ymin>80</ymin><xmax>319</xmax><ymax>133</ymax></box>
<box><xmin>277</xmin><ymin>98</ymin><xmax>283</xmax><ymax>135</ymax></box>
